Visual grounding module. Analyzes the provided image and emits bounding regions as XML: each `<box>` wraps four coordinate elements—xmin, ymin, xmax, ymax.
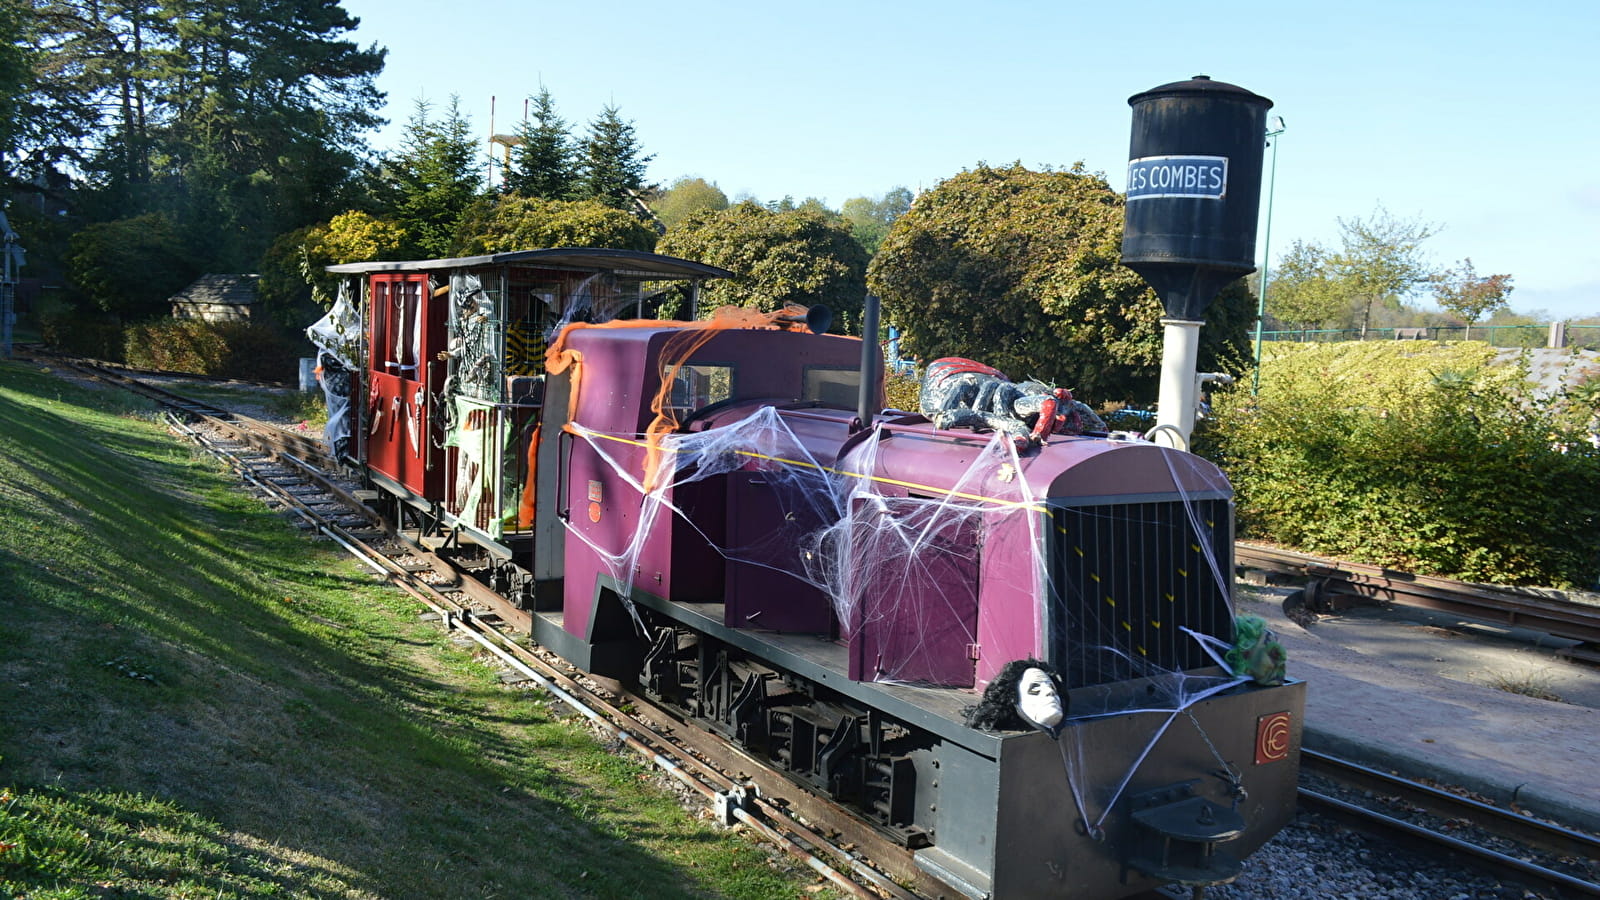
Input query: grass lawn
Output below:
<box><xmin>0</xmin><ymin>358</ymin><xmax>837</xmax><ymax>899</ymax></box>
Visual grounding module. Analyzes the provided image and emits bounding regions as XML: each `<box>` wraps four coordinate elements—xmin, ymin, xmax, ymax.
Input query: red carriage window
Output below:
<box><xmin>371</xmin><ymin>276</ymin><xmax>425</xmax><ymax>377</ymax></box>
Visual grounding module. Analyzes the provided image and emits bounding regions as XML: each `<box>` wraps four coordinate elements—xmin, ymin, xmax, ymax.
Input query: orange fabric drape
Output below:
<box><xmin>542</xmin><ymin>306</ymin><xmax>846</xmax><ymax>491</ymax></box>
<box><xmin>517</xmin><ymin>423</ymin><xmax>542</xmax><ymax>530</ymax></box>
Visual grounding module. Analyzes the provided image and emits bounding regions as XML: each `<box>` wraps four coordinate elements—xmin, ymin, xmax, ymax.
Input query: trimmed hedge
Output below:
<box><xmin>1203</xmin><ymin>342</ymin><xmax>1600</xmax><ymax>588</ymax></box>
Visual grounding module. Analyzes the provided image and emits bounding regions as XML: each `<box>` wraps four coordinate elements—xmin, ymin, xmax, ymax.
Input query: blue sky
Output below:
<box><xmin>340</xmin><ymin>0</ymin><xmax>1598</xmax><ymax>321</ymax></box>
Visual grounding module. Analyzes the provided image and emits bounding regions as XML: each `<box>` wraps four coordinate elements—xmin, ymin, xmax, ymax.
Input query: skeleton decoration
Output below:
<box><xmin>919</xmin><ymin>358</ymin><xmax>1107</xmax><ymax>451</ymax></box>
<box><xmin>964</xmin><ymin>658</ymin><xmax>1069</xmax><ymax>739</ymax></box>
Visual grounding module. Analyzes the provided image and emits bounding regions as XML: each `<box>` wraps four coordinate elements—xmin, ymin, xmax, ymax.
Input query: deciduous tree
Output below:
<box><xmin>841</xmin><ymin>187</ymin><xmax>913</xmax><ymax>256</ymax></box>
<box><xmin>1266</xmin><ymin>240</ymin><xmax>1339</xmax><ymax>330</ymax></box>
<box><xmin>258</xmin><ymin>210</ymin><xmax>406</xmax><ymax>322</ymax></box>
<box><xmin>657</xmin><ymin>201</ymin><xmax>867</xmax><ymax>328</ymax></box>
<box><xmin>651</xmin><ymin>176</ymin><xmax>728</xmax><ymax>230</ymax></box>
<box><xmin>1433</xmin><ymin>257</ymin><xmax>1513</xmax><ymax>340</ymax></box>
<box><xmin>868</xmin><ymin>163</ymin><xmax>1253</xmax><ymax>404</ymax></box>
<box><xmin>1266</xmin><ymin>207</ymin><xmax>1439</xmax><ymax>336</ymax></box>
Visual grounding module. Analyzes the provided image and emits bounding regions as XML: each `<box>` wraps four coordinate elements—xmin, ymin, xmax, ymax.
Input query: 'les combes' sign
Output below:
<box><xmin>1126</xmin><ymin>155</ymin><xmax>1228</xmax><ymax>200</ymax></box>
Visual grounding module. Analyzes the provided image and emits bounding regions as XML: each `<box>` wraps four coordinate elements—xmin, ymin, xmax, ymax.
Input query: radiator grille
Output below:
<box><xmin>1045</xmin><ymin>498</ymin><xmax>1233</xmax><ymax>688</ymax></box>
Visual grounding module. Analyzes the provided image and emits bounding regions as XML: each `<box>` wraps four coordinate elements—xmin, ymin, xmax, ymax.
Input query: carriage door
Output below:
<box><xmin>366</xmin><ymin>273</ymin><xmax>444</xmax><ymax>497</ymax></box>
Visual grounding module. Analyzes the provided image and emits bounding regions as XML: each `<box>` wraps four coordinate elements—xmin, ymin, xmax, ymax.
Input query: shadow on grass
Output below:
<box><xmin>0</xmin><ymin>363</ymin><xmax>800</xmax><ymax>899</ymax></box>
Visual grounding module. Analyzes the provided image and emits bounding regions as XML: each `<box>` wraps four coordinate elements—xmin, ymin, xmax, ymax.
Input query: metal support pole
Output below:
<box><xmin>1154</xmin><ymin>318</ymin><xmax>1204</xmax><ymax>449</ymax></box>
<box><xmin>0</xmin><ymin>210</ymin><xmax>22</xmax><ymax>360</ymax></box>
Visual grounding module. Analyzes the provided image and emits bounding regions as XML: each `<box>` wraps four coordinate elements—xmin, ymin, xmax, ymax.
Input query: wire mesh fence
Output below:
<box><xmin>1261</xmin><ymin>324</ymin><xmax>1600</xmax><ymax>351</ymax></box>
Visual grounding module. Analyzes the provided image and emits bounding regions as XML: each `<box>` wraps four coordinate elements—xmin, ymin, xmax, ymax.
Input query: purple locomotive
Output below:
<box><xmin>314</xmin><ymin>253</ymin><xmax>1302</xmax><ymax>900</ymax></box>
<box><xmin>309</xmin><ymin>77</ymin><xmax>1302</xmax><ymax>900</ymax></box>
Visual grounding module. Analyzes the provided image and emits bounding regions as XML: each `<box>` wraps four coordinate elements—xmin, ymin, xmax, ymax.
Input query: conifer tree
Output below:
<box><xmin>380</xmin><ymin>96</ymin><xmax>483</xmax><ymax>259</ymax></box>
<box><xmin>18</xmin><ymin>0</ymin><xmax>385</xmax><ymax>269</ymax></box>
<box><xmin>576</xmin><ymin>104</ymin><xmax>654</xmax><ymax>214</ymax></box>
<box><xmin>504</xmin><ymin>87</ymin><xmax>576</xmax><ymax>200</ymax></box>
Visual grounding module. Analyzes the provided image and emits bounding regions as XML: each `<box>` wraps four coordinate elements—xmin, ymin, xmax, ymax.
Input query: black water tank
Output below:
<box><xmin>1121</xmin><ymin>76</ymin><xmax>1273</xmax><ymax>320</ymax></box>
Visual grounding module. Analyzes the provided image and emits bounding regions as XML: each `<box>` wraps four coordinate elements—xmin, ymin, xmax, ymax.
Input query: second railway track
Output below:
<box><xmin>1299</xmin><ymin>749</ymin><xmax>1600</xmax><ymax>898</ymax></box>
<box><xmin>1237</xmin><ymin>543</ymin><xmax>1600</xmax><ymax>663</ymax></box>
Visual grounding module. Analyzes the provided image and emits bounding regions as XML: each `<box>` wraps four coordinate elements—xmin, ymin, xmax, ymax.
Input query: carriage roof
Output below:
<box><xmin>325</xmin><ymin>247</ymin><xmax>733</xmax><ymax>280</ymax></box>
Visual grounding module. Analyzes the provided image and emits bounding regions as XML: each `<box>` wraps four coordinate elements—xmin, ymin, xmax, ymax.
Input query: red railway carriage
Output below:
<box><xmin>320</xmin><ymin>248</ymin><xmax>729</xmax><ymax>554</ymax></box>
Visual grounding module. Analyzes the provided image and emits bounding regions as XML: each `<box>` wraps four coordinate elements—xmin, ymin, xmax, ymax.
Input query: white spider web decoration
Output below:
<box><xmin>560</xmin><ymin>398</ymin><xmax>1259</xmax><ymax>835</ymax></box>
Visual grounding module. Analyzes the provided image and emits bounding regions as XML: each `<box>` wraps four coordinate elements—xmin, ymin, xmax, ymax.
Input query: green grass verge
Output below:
<box><xmin>0</xmin><ymin>359</ymin><xmax>837</xmax><ymax>899</ymax></box>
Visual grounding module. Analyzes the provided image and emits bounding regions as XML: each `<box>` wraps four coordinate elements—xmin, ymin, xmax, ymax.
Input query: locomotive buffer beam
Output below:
<box><xmin>1124</xmin><ymin>780</ymin><xmax>1245</xmax><ymax>890</ymax></box>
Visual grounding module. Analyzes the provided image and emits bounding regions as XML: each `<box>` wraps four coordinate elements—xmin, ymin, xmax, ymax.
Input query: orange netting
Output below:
<box><xmin>544</xmin><ymin>305</ymin><xmax>844</xmax><ymax>491</ymax></box>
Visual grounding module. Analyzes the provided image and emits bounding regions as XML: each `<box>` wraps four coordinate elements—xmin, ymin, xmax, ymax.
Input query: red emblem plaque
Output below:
<box><xmin>1255</xmin><ymin>711</ymin><xmax>1292</xmax><ymax>765</ymax></box>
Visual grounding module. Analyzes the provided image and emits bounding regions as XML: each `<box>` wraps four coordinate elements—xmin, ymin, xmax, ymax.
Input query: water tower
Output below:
<box><xmin>1121</xmin><ymin>75</ymin><xmax>1272</xmax><ymax>447</ymax></box>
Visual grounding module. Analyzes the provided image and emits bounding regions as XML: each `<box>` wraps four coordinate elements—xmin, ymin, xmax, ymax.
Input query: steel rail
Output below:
<box><xmin>1302</xmin><ymin>749</ymin><xmax>1600</xmax><ymax>861</ymax></box>
<box><xmin>1299</xmin><ymin>746</ymin><xmax>1600</xmax><ymax>858</ymax></box>
<box><xmin>164</xmin><ymin>408</ymin><xmax>925</xmax><ymax>900</ymax></box>
<box><xmin>1300</xmin><ymin>749</ymin><xmax>1600</xmax><ymax>897</ymax></box>
<box><xmin>49</xmin><ymin>353</ymin><xmax>338</xmax><ymax>469</ymax></box>
<box><xmin>20</xmin><ymin>345</ymin><xmax>297</xmax><ymax>389</ymax></box>
<box><xmin>1297</xmin><ymin>790</ymin><xmax>1600</xmax><ymax>897</ymax></box>
<box><xmin>56</xmin><ymin>352</ymin><xmax>382</xmax><ymax>528</ymax></box>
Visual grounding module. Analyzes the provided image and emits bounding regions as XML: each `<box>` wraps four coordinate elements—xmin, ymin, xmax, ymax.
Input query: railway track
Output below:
<box><xmin>1298</xmin><ymin>748</ymin><xmax>1600</xmax><ymax>897</ymax></box>
<box><xmin>1237</xmin><ymin>542</ymin><xmax>1600</xmax><ymax>663</ymax></box>
<box><xmin>121</xmin><ymin>375</ymin><xmax>944</xmax><ymax>900</ymax></box>
<box><xmin>35</xmin><ymin>350</ymin><xmax>1600</xmax><ymax>899</ymax></box>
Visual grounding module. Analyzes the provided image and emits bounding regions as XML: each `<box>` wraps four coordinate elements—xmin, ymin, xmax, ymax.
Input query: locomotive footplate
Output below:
<box><xmin>1123</xmin><ymin>781</ymin><xmax>1245</xmax><ymax>888</ymax></box>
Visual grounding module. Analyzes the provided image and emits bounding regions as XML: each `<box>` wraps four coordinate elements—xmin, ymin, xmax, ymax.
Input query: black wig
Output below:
<box><xmin>963</xmin><ymin>657</ymin><xmax>1065</xmax><ymax>733</ymax></box>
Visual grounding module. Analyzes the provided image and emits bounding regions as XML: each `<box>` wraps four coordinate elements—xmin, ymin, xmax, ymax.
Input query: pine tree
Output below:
<box><xmin>381</xmin><ymin>96</ymin><xmax>483</xmax><ymax>259</ymax></box>
<box><xmin>504</xmin><ymin>87</ymin><xmax>575</xmax><ymax>200</ymax></box>
<box><xmin>576</xmin><ymin>104</ymin><xmax>654</xmax><ymax>214</ymax></box>
<box><xmin>18</xmin><ymin>0</ymin><xmax>385</xmax><ymax>268</ymax></box>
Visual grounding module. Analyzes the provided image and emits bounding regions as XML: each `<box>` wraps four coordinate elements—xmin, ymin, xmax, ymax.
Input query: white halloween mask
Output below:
<box><xmin>1016</xmin><ymin>666</ymin><xmax>1064</xmax><ymax>736</ymax></box>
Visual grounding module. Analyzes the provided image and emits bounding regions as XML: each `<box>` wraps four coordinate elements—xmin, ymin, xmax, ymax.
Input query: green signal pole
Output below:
<box><xmin>1252</xmin><ymin>117</ymin><xmax>1285</xmax><ymax>394</ymax></box>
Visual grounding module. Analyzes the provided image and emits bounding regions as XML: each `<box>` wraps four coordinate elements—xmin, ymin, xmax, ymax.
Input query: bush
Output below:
<box><xmin>124</xmin><ymin>319</ymin><xmax>302</xmax><ymax>382</ymax></box>
<box><xmin>659</xmin><ymin>201</ymin><xmax>867</xmax><ymax>331</ymax></box>
<box><xmin>66</xmin><ymin>214</ymin><xmax>199</xmax><ymax>321</ymax></box>
<box><xmin>1205</xmin><ymin>342</ymin><xmax>1600</xmax><ymax>588</ymax></box>
<box><xmin>884</xmin><ymin>372</ymin><xmax>921</xmax><ymax>413</ymax></box>
<box><xmin>39</xmin><ymin>310</ymin><xmax>125</xmax><ymax>362</ymax></box>
<box><xmin>867</xmin><ymin>163</ymin><xmax>1255</xmax><ymax>406</ymax></box>
<box><xmin>454</xmin><ymin>196</ymin><xmax>657</xmax><ymax>257</ymax></box>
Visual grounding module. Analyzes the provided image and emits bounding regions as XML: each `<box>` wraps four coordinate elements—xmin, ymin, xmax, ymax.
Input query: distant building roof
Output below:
<box><xmin>170</xmin><ymin>274</ymin><xmax>259</xmax><ymax>322</ymax></box>
<box><xmin>171</xmin><ymin>273</ymin><xmax>259</xmax><ymax>306</ymax></box>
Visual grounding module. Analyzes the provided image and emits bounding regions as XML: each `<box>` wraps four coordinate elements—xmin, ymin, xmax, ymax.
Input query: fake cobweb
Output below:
<box><xmin>550</xmin><ymin>317</ymin><xmax>1276</xmax><ymax>835</ymax></box>
<box><xmin>430</xmin><ymin>271</ymin><xmax>686</xmax><ymax>535</ymax></box>
<box><xmin>305</xmin><ymin>281</ymin><xmax>362</xmax><ymax>460</ymax></box>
